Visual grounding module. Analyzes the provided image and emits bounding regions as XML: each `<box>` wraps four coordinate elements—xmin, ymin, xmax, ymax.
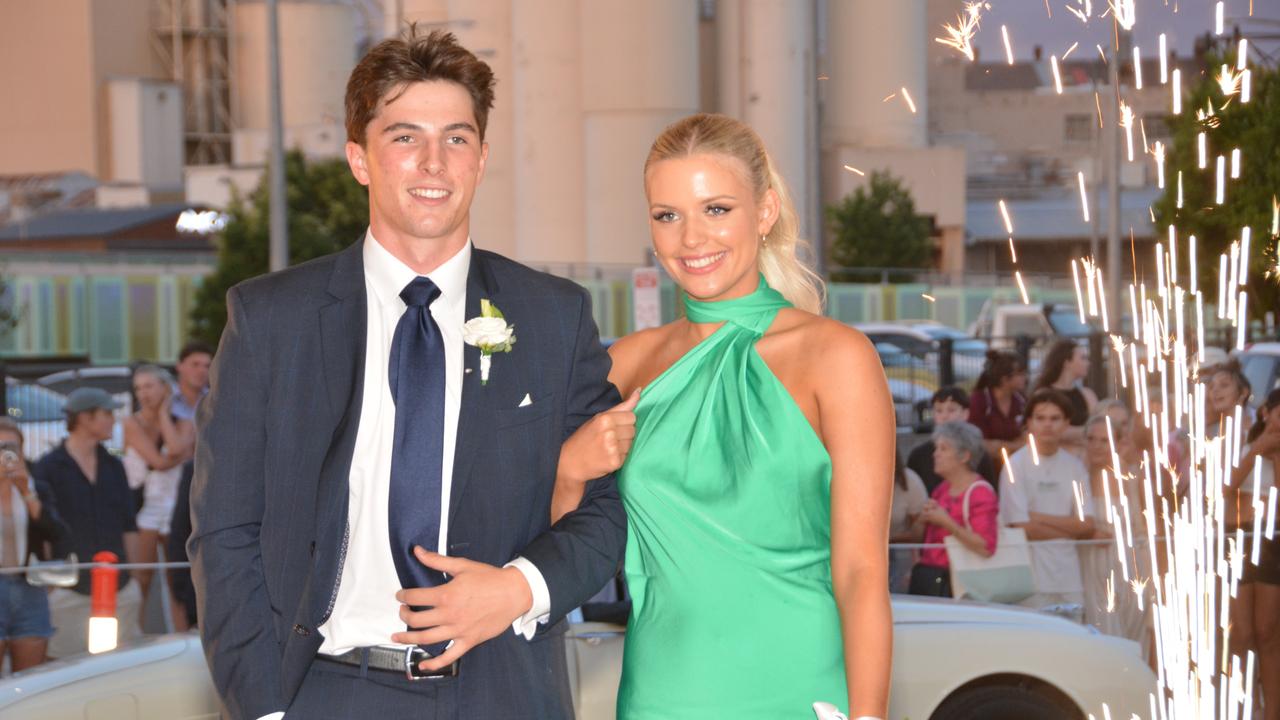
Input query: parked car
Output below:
<box><xmin>4</xmin><ymin>379</ymin><xmax>70</xmax><ymax>460</ymax></box>
<box><xmin>1236</xmin><ymin>341</ymin><xmax>1280</xmax><ymax>409</ymax></box>
<box><xmin>30</xmin><ymin>367</ymin><xmax>132</xmax><ymax>455</ymax></box>
<box><xmin>0</xmin><ymin>597</ymin><xmax>1156</xmax><ymax>720</ymax></box>
<box><xmin>968</xmin><ymin>301</ymin><xmax>1098</xmax><ymax>343</ymax></box>
<box><xmin>37</xmin><ymin>366</ymin><xmax>135</xmax><ymax>402</ymax></box>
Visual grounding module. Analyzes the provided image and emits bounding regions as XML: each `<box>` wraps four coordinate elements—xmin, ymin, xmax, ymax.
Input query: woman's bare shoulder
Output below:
<box><xmin>772</xmin><ymin>309</ymin><xmax>875</xmax><ymax>364</ymax></box>
<box><xmin>608</xmin><ymin>322</ymin><xmax>684</xmax><ymax>393</ymax></box>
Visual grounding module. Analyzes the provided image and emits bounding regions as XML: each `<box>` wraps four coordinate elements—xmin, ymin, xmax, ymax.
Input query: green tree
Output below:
<box><xmin>1152</xmin><ymin>49</ymin><xmax>1280</xmax><ymax>319</ymax></box>
<box><xmin>826</xmin><ymin>170</ymin><xmax>933</xmax><ymax>282</ymax></box>
<box><xmin>190</xmin><ymin>150</ymin><xmax>369</xmax><ymax>346</ymax></box>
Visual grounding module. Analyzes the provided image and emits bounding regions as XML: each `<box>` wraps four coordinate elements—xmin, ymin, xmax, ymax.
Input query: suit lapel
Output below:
<box><xmin>312</xmin><ymin>242</ymin><xmax>366</xmax><ymax>616</ymax></box>
<box><xmin>449</xmin><ymin>250</ymin><xmax>499</xmax><ymax>528</ymax></box>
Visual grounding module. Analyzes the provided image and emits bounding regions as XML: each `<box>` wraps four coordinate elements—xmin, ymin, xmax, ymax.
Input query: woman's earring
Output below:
<box><xmin>760</xmin><ymin>234</ymin><xmax>768</xmax><ymax>249</ymax></box>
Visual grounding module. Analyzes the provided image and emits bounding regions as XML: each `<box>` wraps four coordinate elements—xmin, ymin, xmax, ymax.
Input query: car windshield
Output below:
<box><xmin>1240</xmin><ymin>354</ymin><xmax>1279</xmax><ymax>398</ymax></box>
<box><xmin>1048</xmin><ymin>308</ymin><xmax>1095</xmax><ymax>337</ymax></box>
<box><xmin>6</xmin><ymin>383</ymin><xmax>67</xmax><ymax>423</ymax></box>
<box><xmin>916</xmin><ymin>326</ymin><xmax>988</xmax><ymax>355</ymax></box>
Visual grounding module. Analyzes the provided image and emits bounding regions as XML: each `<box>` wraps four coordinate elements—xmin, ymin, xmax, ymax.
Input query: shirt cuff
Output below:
<box><xmin>256</xmin><ymin>714</ymin><xmax>285</xmax><ymax>720</ymax></box>
<box><xmin>504</xmin><ymin>556</ymin><xmax>551</xmax><ymax>640</ymax></box>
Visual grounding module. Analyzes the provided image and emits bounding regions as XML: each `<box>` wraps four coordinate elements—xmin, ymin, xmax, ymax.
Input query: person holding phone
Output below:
<box><xmin>0</xmin><ymin>417</ymin><xmax>68</xmax><ymax>671</ymax></box>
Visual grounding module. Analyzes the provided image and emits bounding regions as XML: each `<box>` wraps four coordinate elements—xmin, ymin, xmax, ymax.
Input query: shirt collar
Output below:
<box><xmin>363</xmin><ymin>229</ymin><xmax>471</xmax><ymax>312</ymax></box>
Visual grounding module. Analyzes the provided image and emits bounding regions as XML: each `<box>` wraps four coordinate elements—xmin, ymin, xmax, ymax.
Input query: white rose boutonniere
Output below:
<box><xmin>463</xmin><ymin>299</ymin><xmax>515</xmax><ymax>385</ymax></box>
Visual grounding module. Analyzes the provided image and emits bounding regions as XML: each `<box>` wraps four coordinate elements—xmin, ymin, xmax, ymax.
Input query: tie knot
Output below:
<box><xmin>400</xmin><ymin>276</ymin><xmax>441</xmax><ymax>308</ymax></box>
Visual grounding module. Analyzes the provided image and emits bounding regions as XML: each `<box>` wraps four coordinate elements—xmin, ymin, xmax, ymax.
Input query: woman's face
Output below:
<box><xmin>1207</xmin><ymin>371</ymin><xmax>1246</xmax><ymax>415</ymax></box>
<box><xmin>1000</xmin><ymin>367</ymin><xmax>1028</xmax><ymax>393</ymax></box>
<box><xmin>1066</xmin><ymin>346</ymin><xmax>1089</xmax><ymax>381</ymax></box>
<box><xmin>645</xmin><ymin>153</ymin><xmax>778</xmax><ymax>305</ymax></box>
<box><xmin>932</xmin><ymin>437</ymin><xmax>969</xmax><ymax>477</ymax></box>
<box><xmin>1086</xmin><ymin>422</ymin><xmax>1112</xmax><ymax>470</ymax></box>
<box><xmin>133</xmin><ymin>372</ymin><xmax>170</xmax><ymax>410</ymax></box>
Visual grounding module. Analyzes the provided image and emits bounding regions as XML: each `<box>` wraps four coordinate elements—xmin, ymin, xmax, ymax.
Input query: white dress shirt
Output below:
<box><xmin>265</xmin><ymin>234</ymin><xmax>549</xmax><ymax>719</ymax></box>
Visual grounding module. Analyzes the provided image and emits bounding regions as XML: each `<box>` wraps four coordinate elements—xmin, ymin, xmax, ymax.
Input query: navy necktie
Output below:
<box><xmin>388</xmin><ymin>276</ymin><xmax>448</xmax><ymax>603</ymax></box>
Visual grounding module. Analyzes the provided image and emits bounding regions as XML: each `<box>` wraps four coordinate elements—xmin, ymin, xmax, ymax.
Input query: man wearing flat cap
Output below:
<box><xmin>32</xmin><ymin>387</ymin><xmax>144</xmax><ymax>657</ymax></box>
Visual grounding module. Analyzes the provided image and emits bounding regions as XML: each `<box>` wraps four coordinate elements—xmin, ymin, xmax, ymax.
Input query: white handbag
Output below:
<box><xmin>943</xmin><ymin>481</ymin><xmax>1035</xmax><ymax>603</ymax></box>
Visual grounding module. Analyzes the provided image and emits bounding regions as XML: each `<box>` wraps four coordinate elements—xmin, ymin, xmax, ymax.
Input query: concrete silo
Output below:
<box><xmin>231</xmin><ymin>0</ymin><xmax>358</xmax><ymax>164</ymax></box>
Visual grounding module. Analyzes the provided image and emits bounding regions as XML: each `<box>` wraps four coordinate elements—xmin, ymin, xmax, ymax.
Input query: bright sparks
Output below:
<box><xmin>1242</xmin><ymin>69</ymin><xmax>1252</xmax><ymax>103</ymax></box>
<box><xmin>1001</xmin><ymin>25</ymin><xmax>1015</xmax><ymax>64</ymax></box>
<box><xmin>1051</xmin><ymin>55</ymin><xmax>1064</xmax><ymax>94</ymax></box>
<box><xmin>1216</xmin><ymin>1</ymin><xmax>1225</xmax><ymax>34</ymax></box>
<box><xmin>1066</xmin><ymin>0</ymin><xmax>1093</xmax><ymax>22</ymax></box>
<box><xmin>935</xmin><ymin>2</ymin><xmax>985</xmax><ymax>62</ymax></box>
<box><xmin>922</xmin><ymin>293</ymin><xmax>937</xmax><ymax>303</ymax></box>
<box><xmin>1015</xmin><ymin>270</ymin><xmax>1030</xmax><ymax>305</ymax></box>
<box><xmin>1172</xmin><ymin>68</ymin><xmax>1182</xmax><ymax>114</ymax></box>
<box><xmin>1238</xmin><ymin>39</ymin><xmax>1249</xmax><ymax>70</ymax></box>
<box><xmin>1063</xmin><ymin>41</ymin><xmax>1080</xmax><ymax>60</ymax></box>
<box><xmin>998</xmin><ymin>199</ymin><xmax>1014</xmax><ymax>235</ymax></box>
<box><xmin>1159</xmin><ymin>33</ymin><xmax>1169</xmax><ymax>84</ymax></box>
<box><xmin>1154</xmin><ymin>141</ymin><xmax>1166</xmax><ymax>188</ymax></box>
<box><xmin>1218</xmin><ymin>64</ymin><xmax>1244</xmax><ymax>99</ymax></box>
<box><xmin>901</xmin><ymin>87</ymin><xmax>918</xmax><ymax>114</ymax></box>
<box><xmin>1109</xmin><ymin>0</ymin><xmax>1136</xmax><ymax>30</ymax></box>
<box><xmin>1133</xmin><ymin>46</ymin><xmax>1143</xmax><ymax>89</ymax></box>
<box><xmin>1216</xmin><ymin>155</ymin><xmax>1226</xmax><ymax>205</ymax></box>
<box><xmin>1230</xmin><ymin>148</ymin><xmax>1241</xmax><ymax>179</ymax></box>
<box><xmin>1119</xmin><ymin>101</ymin><xmax>1135</xmax><ymax>161</ymax></box>
<box><xmin>842</xmin><ymin>165</ymin><xmax>865</xmax><ymax>176</ymax></box>
<box><xmin>1198</xmin><ymin>132</ymin><xmax>1207</xmax><ymax>169</ymax></box>
<box><xmin>1078</xmin><ymin>171</ymin><xmax>1091</xmax><ymax>222</ymax></box>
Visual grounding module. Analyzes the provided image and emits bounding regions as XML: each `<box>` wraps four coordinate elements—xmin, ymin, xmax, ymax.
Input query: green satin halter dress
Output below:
<box><xmin>616</xmin><ymin>277</ymin><xmax>848</xmax><ymax>719</ymax></box>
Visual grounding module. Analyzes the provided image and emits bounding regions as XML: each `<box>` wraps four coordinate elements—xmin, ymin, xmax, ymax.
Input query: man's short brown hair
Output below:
<box><xmin>345</xmin><ymin>27</ymin><xmax>496</xmax><ymax>146</ymax></box>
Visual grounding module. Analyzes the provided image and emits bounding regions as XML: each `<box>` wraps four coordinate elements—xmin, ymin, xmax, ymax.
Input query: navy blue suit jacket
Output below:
<box><xmin>189</xmin><ymin>242</ymin><xmax>626</xmax><ymax>719</ymax></box>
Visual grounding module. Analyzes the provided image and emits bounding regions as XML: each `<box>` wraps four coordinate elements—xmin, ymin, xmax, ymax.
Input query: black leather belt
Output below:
<box><xmin>318</xmin><ymin>646</ymin><xmax>458</xmax><ymax>680</ymax></box>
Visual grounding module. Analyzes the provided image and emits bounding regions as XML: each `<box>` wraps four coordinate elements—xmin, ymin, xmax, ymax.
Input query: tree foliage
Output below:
<box><xmin>1151</xmin><ymin>49</ymin><xmax>1280</xmax><ymax>319</ymax></box>
<box><xmin>826</xmin><ymin>170</ymin><xmax>933</xmax><ymax>282</ymax></box>
<box><xmin>190</xmin><ymin>151</ymin><xmax>369</xmax><ymax>346</ymax></box>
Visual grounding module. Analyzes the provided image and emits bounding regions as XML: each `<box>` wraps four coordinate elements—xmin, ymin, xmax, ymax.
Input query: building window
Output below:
<box><xmin>1064</xmin><ymin>114</ymin><xmax>1093</xmax><ymax>142</ymax></box>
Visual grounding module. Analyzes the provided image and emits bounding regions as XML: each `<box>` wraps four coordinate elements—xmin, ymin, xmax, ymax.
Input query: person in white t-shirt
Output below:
<box><xmin>999</xmin><ymin>389</ymin><xmax>1096</xmax><ymax>610</ymax></box>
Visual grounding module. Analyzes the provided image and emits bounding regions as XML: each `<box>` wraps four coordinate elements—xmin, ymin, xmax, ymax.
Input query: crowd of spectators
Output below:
<box><xmin>0</xmin><ymin>341</ymin><xmax>212</xmax><ymax>670</ymax></box>
<box><xmin>889</xmin><ymin>342</ymin><xmax>1280</xmax><ymax>702</ymax></box>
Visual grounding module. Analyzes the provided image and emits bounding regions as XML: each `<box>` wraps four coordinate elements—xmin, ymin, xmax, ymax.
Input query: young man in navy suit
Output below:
<box><xmin>190</xmin><ymin>28</ymin><xmax>626</xmax><ymax>719</ymax></box>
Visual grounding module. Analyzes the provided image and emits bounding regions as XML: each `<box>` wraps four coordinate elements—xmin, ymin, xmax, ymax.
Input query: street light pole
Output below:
<box><xmin>267</xmin><ymin>0</ymin><xmax>289</xmax><ymax>272</ymax></box>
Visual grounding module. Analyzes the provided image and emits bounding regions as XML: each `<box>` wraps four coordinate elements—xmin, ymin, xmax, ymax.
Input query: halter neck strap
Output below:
<box><xmin>683</xmin><ymin>275</ymin><xmax>792</xmax><ymax>334</ymax></box>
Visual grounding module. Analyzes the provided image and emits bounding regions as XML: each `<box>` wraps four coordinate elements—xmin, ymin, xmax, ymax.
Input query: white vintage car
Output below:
<box><xmin>0</xmin><ymin>597</ymin><xmax>1155</xmax><ymax>720</ymax></box>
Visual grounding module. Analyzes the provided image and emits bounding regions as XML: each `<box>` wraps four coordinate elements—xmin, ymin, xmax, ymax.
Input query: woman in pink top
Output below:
<box><xmin>908</xmin><ymin>421</ymin><xmax>1000</xmax><ymax>597</ymax></box>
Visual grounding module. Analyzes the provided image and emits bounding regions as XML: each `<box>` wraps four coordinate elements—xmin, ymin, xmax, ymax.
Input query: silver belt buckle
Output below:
<box><xmin>404</xmin><ymin>646</ymin><xmax>429</xmax><ymax>681</ymax></box>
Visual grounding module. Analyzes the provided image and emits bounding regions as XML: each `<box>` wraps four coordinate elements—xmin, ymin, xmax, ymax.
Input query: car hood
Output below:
<box><xmin>891</xmin><ymin>595</ymin><xmax>1095</xmax><ymax>635</ymax></box>
<box><xmin>0</xmin><ymin>633</ymin><xmax>197</xmax><ymax>704</ymax></box>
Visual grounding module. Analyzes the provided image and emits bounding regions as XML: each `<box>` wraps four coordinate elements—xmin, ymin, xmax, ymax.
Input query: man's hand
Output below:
<box><xmin>391</xmin><ymin>547</ymin><xmax>534</xmax><ymax>672</ymax></box>
<box><xmin>558</xmin><ymin>390</ymin><xmax>640</xmax><ymax>485</ymax></box>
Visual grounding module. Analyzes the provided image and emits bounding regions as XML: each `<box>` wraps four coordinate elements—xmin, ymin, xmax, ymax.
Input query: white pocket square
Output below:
<box><xmin>518</xmin><ymin>393</ymin><xmax>533</xmax><ymax>408</ymax></box>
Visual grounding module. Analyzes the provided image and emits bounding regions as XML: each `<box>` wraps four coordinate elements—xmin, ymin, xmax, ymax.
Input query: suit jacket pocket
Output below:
<box><xmin>492</xmin><ymin>396</ymin><xmax>557</xmax><ymax>429</ymax></box>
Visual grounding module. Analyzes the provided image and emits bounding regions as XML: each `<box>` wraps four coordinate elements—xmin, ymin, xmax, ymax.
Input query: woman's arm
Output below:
<box><xmin>820</xmin><ymin>326</ymin><xmax>894</xmax><ymax>718</ymax></box>
<box><xmin>124</xmin><ymin>416</ymin><xmax>189</xmax><ymax>471</ymax></box>
<box><xmin>549</xmin><ymin>341</ymin><xmax>640</xmax><ymax>524</ymax></box>
<box><xmin>156</xmin><ymin>398</ymin><xmax>194</xmax><ymax>461</ymax></box>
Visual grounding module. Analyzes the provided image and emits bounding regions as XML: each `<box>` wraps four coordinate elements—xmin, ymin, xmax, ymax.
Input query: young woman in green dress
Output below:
<box><xmin>553</xmin><ymin>113</ymin><xmax>895</xmax><ymax>720</ymax></box>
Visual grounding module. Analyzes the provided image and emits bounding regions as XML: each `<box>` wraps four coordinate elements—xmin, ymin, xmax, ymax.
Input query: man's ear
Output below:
<box><xmin>346</xmin><ymin>141</ymin><xmax>371</xmax><ymax>186</ymax></box>
<box><xmin>476</xmin><ymin>141</ymin><xmax>489</xmax><ymax>185</ymax></box>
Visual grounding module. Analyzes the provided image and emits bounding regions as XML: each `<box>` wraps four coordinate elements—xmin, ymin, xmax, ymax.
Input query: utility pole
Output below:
<box><xmin>267</xmin><ymin>0</ymin><xmax>289</xmax><ymax>272</ymax></box>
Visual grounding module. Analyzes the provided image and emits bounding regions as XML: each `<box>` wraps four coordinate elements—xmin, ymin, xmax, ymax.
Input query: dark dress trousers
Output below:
<box><xmin>189</xmin><ymin>243</ymin><xmax>627</xmax><ymax>719</ymax></box>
